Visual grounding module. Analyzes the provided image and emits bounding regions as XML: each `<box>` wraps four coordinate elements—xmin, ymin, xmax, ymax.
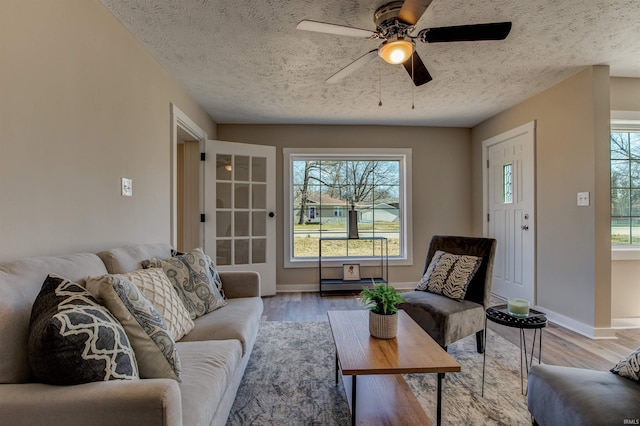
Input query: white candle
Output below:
<box><xmin>507</xmin><ymin>298</ymin><xmax>530</xmax><ymax>316</ymax></box>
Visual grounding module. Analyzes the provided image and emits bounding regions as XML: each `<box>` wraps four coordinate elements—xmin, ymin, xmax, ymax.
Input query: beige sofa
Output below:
<box><xmin>0</xmin><ymin>243</ymin><xmax>263</xmax><ymax>426</ymax></box>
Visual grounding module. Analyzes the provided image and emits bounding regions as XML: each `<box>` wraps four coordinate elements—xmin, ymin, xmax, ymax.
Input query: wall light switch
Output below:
<box><xmin>121</xmin><ymin>178</ymin><xmax>133</xmax><ymax>197</ymax></box>
<box><xmin>577</xmin><ymin>191</ymin><xmax>589</xmax><ymax>206</ymax></box>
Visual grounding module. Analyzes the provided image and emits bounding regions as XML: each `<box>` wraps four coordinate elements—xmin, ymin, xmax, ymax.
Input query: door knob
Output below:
<box><xmin>522</xmin><ymin>225</ymin><xmax>529</xmax><ymax>231</ymax></box>
<box><xmin>268</xmin><ymin>212</ymin><xmax>276</xmax><ymax>218</ymax></box>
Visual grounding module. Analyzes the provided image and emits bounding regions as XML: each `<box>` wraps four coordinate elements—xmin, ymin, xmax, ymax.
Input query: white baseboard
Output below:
<box><xmin>612</xmin><ymin>317</ymin><xmax>640</xmax><ymax>329</ymax></box>
<box><xmin>537</xmin><ymin>305</ymin><xmax>617</xmax><ymax>340</ymax></box>
<box><xmin>275</xmin><ymin>282</ymin><xmax>416</xmax><ymax>293</ymax></box>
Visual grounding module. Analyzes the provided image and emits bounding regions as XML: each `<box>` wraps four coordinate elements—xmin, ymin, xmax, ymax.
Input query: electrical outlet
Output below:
<box><xmin>121</xmin><ymin>178</ymin><xmax>133</xmax><ymax>197</ymax></box>
<box><xmin>577</xmin><ymin>191</ymin><xmax>589</xmax><ymax>206</ymax></box>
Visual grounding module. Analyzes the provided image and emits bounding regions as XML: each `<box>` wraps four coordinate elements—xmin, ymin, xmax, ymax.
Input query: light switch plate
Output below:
<box><xmin>577</xmin><ymin>191</ymin><xmax>589</xmax><ymax>206</ymax></box>
<box><xmin>121</xmin><ymin>178</ymin><xmax>133</xmax><ymax>197</ymax></box>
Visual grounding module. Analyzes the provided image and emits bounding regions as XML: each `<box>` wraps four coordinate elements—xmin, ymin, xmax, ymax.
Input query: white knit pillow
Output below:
<box><xmin>119</xmin><ymin>268</ymin><xmax>194</xmax><ymax>341</ymax></box>
<box><xmin>416</xmin><ymin>250</ymin><xmax>482</xmax><ymax>301</ymax></box>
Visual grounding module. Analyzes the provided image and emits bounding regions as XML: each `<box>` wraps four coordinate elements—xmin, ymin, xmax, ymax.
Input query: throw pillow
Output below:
<box><xmin>28</xmin><ymin>274</ymin><xmax>139</xmax><ymax>385</ymax></box>
<box><xmin>142</xmin><ymin>248</ymin><xmax>226</xmax><ymax>319</ymax></box>
<box><xmin>416</xmin><ymin>250</ymin><xmax>482</xmax><ymax>301</ymax></box>
<box><xmin>611</xmin><ymin>347</ymin><xmax>640</xmax><ymax>382</ymax></box>
<box><xmin>119</xmin><ymin>268</ymin><xmax>194</xmax><ymax>341</ymax></box>
<box><xmin>86</xmin><ymin>274</ymin><xmax>181</xmax><ymax>381</ymax></box>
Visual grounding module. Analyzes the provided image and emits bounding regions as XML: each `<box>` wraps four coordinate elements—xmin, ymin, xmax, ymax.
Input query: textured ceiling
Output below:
<box><xmin>100</xmin><ymin>0</ymin><xmax>640</xmax><ymax>127</ymax></box>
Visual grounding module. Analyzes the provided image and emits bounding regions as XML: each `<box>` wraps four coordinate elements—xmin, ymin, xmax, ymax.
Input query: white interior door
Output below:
<box><xmin>483</xmin><ymin>122</ymin><xmax>536</xmax><ymax>303</ymax></box>
<box><xmin>203</xmin><ymin>140</ymin><xmax>276</xmax><ymax>296</ymax></box>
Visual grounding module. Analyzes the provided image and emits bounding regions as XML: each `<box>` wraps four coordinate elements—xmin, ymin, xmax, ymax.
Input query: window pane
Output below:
<box><xmin>612</xmin><ymin>189</ymin><xmax>630</xmax><ymax>216</ymax></box>
<box><xmin>631</xmin><ymin>133</ymin><xmax>640</xmax><ymax>159</ymax></box>
<box><xmin>611</xmin><ymin>160</ymin><xmax>630</xmax><ymax>188</ymax></box>
<box><xmin>503</xmin><ymin>163</ymin><xmax>513</xmax><ymax>204</ymax></box>
<box><xmin>252</xmin><ymin>157</ymin><xmax>266</xmax><ymax>182</ymax></box>
<box><xmin>633</xmin><ymin>218</ymin><xmax>640</xmax><ymax>244</ymax></box>
<box><xmin>216</xmin><ymin>154</ymin><xmax>232</xmax><ymax>180</ymax></box>
<box><xmin>234</xmin><ymin>156</ymin><xmax>250</xmax><ymax>181</ymax></box>
<box><xmin>611</xmin><ymin>133</ymin><xmax>630</xmax><ymax>160</ymax></box>
<box><xmin>632</xmin><ymin>161</ymin><xmax>640</xmax><ymax>188</ymax></box>
<box><xmin>290</xmin><ymin>156</ymin><xmax>405</xmax><ymax>259</ymax></box>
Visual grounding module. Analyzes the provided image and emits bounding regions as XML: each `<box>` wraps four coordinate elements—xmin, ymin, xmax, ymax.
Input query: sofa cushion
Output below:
<box><xmin>177</xmin><ymin>340</ymin><xmax>242</xmax><ymax>426</ymax></box>
<box><xmin>119</xmin><ymin>268</ymin><xmax>194</xmax><ymax>341</ymax></box>
<box><xmin>528</xmin><ymin>364</ymin><xmax>640</xmax><ymax>426</ymax></box>
<box><xmin>28</xmin><ymin>275</ymin><xmax>139</xmax><ymax>385</ymax></box>
<box><xmin>397</xmin><ymin>290</ymin><xmax>484</xmax><ymax>347</ymax></box>
<box><xmin>142</xmin><ymin>248</ymin><xmax>226</xmax><ymax>320</ymax></box>
<box><xmin>611</xmin><ymin>347</ymin><xmax>640</xmax><ymax>382</ymax></box>
<box><xmin>97</xmin><ymin>243</ymin><xmax>173</xmax><ymax>274</ymax></box>
<box><xmin>0</xmin><ymin>252</ymin><xmax>108</xmax><ymax>384</ymax></box>
<box><xmin>179</xmin><ymin>297</ymin><xmax>263</xmax><ymax>356</ymax></box>
<box><xmin>416</xmin><ymin>250</ymin><xmax>482</xmax><ymax>301</ymax></box>
<box><xmin>87</xmin><ymin>275</ymin><xmax>181</xmax><ymax>381</ymax></box>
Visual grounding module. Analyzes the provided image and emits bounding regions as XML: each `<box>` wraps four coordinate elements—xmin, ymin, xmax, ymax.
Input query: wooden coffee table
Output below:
<box><xmin>328</xmin><ymin>310</ymin><xmax>461</xmax><ymax>426</ymax></box>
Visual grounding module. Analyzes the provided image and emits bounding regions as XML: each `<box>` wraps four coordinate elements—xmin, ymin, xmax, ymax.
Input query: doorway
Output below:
<box><xmin>482</xmin><ymin>121</ymin><xmax>536</xmax><ymax>302</ymax></box>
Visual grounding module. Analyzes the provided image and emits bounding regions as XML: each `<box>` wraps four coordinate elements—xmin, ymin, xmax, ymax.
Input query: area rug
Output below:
<box><xmin>227</xmin><ymin>321</ymin><xmax>532</xmax><ymax>425</ymax></box>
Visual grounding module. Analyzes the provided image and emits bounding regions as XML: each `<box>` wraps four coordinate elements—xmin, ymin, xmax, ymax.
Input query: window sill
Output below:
<box><xmin>611</xmin><ymin>247</ymin><xmax>640</xmax><ymax>260</ymax></box>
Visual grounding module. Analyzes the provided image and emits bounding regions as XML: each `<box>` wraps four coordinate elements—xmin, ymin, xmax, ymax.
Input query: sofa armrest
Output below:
<box><xmin>0</xmin><ymin>379</ymin><xmax>182</xmax><ymax>426</ymax></box>
<box><xmin>219</xmin><ymin>271</ymin><xmax>261</xmax><ymax>298</ymax></box>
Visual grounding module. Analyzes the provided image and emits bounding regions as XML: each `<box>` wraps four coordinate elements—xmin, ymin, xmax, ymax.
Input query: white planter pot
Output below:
<box><xmin>369</xmin><ymin>311</ymin><xmax>398</xmax><ymax>339</ymax></box>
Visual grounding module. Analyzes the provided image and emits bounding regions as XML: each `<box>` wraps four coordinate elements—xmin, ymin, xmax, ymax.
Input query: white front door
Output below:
<box><xmin>483</xmin><ymin>121</ymin><xmax>536</xmax><ymax>303</ymax></box>
<box><xmin>203</xmin><ymin>140</ymin><xmax>276</xmax><ymax>296</ymax></box>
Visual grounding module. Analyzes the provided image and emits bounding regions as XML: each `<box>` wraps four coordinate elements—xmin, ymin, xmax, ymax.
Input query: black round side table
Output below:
<box><xmin>482</xmin><ymin>304</ymin><xmax>547</xmax><ymax>396</ymax></box>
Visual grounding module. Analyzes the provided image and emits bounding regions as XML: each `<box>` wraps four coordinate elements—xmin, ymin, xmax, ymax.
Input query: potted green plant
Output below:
<box><xmin>360</xmin><ymin>282</ymin><xmax>406</xmax><ymax>339</ymax></box>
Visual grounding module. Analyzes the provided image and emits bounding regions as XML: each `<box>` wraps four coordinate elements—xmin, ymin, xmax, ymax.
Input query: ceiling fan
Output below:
<box><xmin>296</xmin><ymin>0</ymin><xmax>512</xmax><ymax>86</ymax></box>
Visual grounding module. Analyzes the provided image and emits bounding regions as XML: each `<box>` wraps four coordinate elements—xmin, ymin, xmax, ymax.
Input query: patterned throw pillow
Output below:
<box><xmin>119</xmin><ymin>268</ymin><xmax>194</xmax><ymax>341</ymax></box>
<box><xmin>86</xmin><ymin>275</ymin><xmax>181</xmax><ymax>381</ymax></box>
<box><xmin>142</xmin><ymin>248</ymin><xmax>226</xmax><ymax>320</ymax></box>
<box><xmin>28</xmin><ymin>274</ymin><xmax>139</xmax><ymax>385</ymax></box>
<box><xmin>416</xmin><ymin>250</ymin><xmax>482</xmax><ymax>301</ymax></box>
<box><xmin>611</xmin><ymin>348</ymin><xmax>640</xmax><ymax>382</ymax></box>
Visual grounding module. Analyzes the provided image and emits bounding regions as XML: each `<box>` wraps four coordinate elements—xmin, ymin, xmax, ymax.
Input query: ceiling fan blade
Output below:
<box><xmin>296</xmin><ymin>20</ymin><xmax>376</xmax><ymax>38</ymax></box>
<box><xmin>402</xmin><ymin>52</ymin><xmax>432</xmax><ymax>86</ymax></box>
<box><xmin>397</xmin><ymin>0</ymin><xmax>433</xmax><ymax>26</ymax></box>
<box><xmin>420</xmin><ymin>22</ymin><xmax>512</xmax><ymax>43</ymax></box>
<box><xmin>326</xmin><ymin>50</ymin><xmax>378</xmax><ymax>83</ymax></box>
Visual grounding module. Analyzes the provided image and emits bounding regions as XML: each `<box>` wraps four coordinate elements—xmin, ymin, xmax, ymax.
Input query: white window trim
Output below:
<box><xmin>283</xmin><ymin>148</ymin><xmax>413</xmax><ymax>268</ymax></box>
<box><xmin>611</xmin><ymin>110</ymin><xmax>640</xmax><ymax>257</ymax></box>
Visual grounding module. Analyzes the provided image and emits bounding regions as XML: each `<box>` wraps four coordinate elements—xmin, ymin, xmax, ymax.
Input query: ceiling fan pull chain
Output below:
<box><xmin>378</xmin><ymin>63</ymin><xmax>383</xmax><ymax>107</ymax></box>
<box><xmin>411</xmin><ymin>55</ymin><xmax>415</xmax><ymax>110</ymax></box>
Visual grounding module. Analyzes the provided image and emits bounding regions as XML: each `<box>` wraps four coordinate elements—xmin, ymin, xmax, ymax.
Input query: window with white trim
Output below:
<box><xmin>284</xmin><ymin>148</ymin><xmax>412</xmax><ymax>267</ymax></box>
<box><xmin>611</xmin><ymin>120</ymin><xmax>640</xmax><ymax>245</ymax></box>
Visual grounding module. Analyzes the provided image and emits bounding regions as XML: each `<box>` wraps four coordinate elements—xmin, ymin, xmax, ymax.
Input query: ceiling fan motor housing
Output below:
<box><xmin>374</xmin><ymin>1</ymin><xmax>412</xmax><ymax>38</ymax></box>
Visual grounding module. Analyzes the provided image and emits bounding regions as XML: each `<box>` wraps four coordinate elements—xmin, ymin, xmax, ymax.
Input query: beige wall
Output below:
<box><xmin>217</xmin><ymin>124</ymin><xmax>472</xmax><ymax>289</ymax></box>
<box><xmin>610</xmin><ymin>77</ymin><xmax>640</xmax><ymax>319</ymax></box>
<box><xmin>611</xmin><ymin>77</ymin><xmax>640</xmax><ymax>111</ymax></box>
<box><xmin>471</xmin><ymin>66</ymin><xmax>611</xmax><ymax>333</ymax></box>
<box><xmin>0</xmin><ymin>0</ymin><xmax>216</xmax><ymax>262</ymax></box>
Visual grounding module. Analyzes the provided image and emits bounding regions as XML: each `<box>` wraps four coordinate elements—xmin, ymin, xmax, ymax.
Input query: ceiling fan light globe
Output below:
<box><xmin>378</xmin><ymin>39</ymin><xmax>414</xmax><ymax>65</ymax></box>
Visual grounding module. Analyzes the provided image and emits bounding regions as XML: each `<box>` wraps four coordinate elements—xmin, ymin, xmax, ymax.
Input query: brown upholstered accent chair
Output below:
<box><xmin>398</xmin><ymin>235</ymin><xmax>497</xmax><ymax>353</ymax></box>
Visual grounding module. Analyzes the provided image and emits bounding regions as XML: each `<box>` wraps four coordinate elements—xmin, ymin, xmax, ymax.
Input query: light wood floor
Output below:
<box><xmin>262</xmin><ymin>292</ymin><xmax>640</xmax><ymax>372</ymax></box>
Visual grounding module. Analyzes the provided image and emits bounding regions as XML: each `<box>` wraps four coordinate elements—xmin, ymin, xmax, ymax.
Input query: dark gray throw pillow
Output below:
<box><xmin>28</xmin><ymin>274</ymin><xmax>139</xmax><ymax>385</ymax></box>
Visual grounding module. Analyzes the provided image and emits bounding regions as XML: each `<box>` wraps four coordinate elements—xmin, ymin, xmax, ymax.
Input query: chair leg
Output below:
<box><xmin>476</xmin><ymin>330</ymin><xmax>485</xmax><ymax>354</ymax></box>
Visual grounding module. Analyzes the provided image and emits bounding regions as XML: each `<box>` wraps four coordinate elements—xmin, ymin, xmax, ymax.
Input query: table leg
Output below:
<box><xmin>351</xmin><ymin>375</ymin><xmax>357</xmax><ymax>426</ymax></box>
<box><xmin>437</xmin><ymin>372</ymin><xmax>444</xmax><ymax>426</ymax></box>
<box><xmin>335</xmin><ymin>352</ymin><xmax>339</xmax><ymax>384</ymax></box>
<box><xmin>482</xmin><ymin>316</ymin><xmax>487</xmax><ymax>397</ymax></box>
<box><xmin>519</xmin><ymin>328</ymin><xmax>525</xmax><ymax>394</ymax></box>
